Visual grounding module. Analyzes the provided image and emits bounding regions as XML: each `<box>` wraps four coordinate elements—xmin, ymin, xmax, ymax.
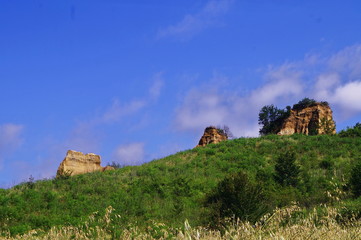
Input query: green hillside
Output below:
<box><xmin>1</xmin><ymin>134</ymin><xmax>361</xmax><ymax>237</ymax></box>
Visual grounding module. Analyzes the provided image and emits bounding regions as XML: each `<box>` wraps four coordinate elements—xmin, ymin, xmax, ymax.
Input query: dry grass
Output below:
<box><xmin>1</xmin><ymin>205</ymin><xmax>360</xmax><ymax>240</ymax></box>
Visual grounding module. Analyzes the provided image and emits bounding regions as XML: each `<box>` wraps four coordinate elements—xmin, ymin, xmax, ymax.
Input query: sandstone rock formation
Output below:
<box><xmin>196</xmin><ymin>126</ymin><xmax>228</xmax><ymax>147</ymax></box>
<box><xmin>278</xmin><ymin>103</ymin><xmax>336</xmax><ymax>136</ymax></box>
<box><xmin>57</xmin><ymin>150</ymin><xmax>114</xmax><ymax>177</ymax></box>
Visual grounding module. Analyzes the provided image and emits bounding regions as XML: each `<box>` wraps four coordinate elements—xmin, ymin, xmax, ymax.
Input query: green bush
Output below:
<box><xmin>204</xmin><ymin>172</ymin><xmax>268</xmax><ymax>228</ymax></box>
<box><xmin>339</xmin><ymin>123</ymin><xmax>361</xmax><ymax>138</ymax></box>
<box><xmin>349</xmin><ymin>161</ymin><xmax>361</xmax><ymax>197</ymax></box>
<box><xmin>292</xmin><ymin>98</ymin><xmax>329</xmax><ymax>111</ymax></box>
<box><xmin>9</xmin><ymin>224</ymin><xmax>31</xmax><ymax>236</ymax></box>
<box><xmin>274</xmin><ymin>151</ymin><xmax>300</xmax><ymax>187</ymax></box>
<box><xmin>338</xmin><ymin>198</ymin><xmax>361</xmax><ymax>222</ymax></box>
<box><xmin>292</xmin><ymin>98</ymin><xmax>317</xmax><ymax>110</ymax></box>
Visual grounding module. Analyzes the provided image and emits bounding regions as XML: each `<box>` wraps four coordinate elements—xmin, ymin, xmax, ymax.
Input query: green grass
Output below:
<box><xmin>1</xmin><ymin>134</ymin><xmax>361</xmax><ymax>236</ymax></box>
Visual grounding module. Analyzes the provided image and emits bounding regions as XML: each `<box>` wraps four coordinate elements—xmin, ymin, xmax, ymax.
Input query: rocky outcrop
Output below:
<box><xmin>196</xmin><ymin>126</ymin><xmax>228</xmax><ymax>147</ymax></box>
<box><xmin>57</xmin><ymin>150</ymin><xmax>114</xmax><ymax>177</ymax></box>
<box><xmin>278</xmin><ymin>103</ymin><xmax>336</xmax><ymax>136</ymax></box>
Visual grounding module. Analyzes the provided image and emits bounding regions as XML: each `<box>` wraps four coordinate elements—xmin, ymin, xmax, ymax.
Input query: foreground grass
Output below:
<box><xmin>1</xmin><ymin>205</ymin><xmax>360</xmax><ymax>240</ymax></box>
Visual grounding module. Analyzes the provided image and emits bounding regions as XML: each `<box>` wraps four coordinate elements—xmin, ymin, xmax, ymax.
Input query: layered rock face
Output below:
<box><xmin>57</xmin><ymin>150</ymin><xmax>114</xmax><ymax>177</ymax></box>
<box><xmin>196</xmin><ymin>126</ymin><xmax>228</xmax><ymax>147</ymax></box>
<box><xmin>278</xmin><ymin>103</ymin><xmax>336</xmax><ymax>136</ymax></box>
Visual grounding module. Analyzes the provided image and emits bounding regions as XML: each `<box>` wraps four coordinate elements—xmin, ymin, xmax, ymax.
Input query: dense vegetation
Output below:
<box><xmin>1</xmin><ymin>133</ymin><xmax>361</xmax><ymax>238</ymax></box>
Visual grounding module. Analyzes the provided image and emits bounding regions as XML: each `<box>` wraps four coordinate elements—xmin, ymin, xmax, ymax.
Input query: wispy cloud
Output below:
<box><xmin>174</xmin><ymin>44</ymin><xmax>361</xmax><ymax>137</ymax></box>
<box><xmin>102</xmin><ymin>99</ymin><xmax>147</xmax><ymax>124</ymax></box>
<box><xmin>0</xmin><ymin>123</ymin><xmax>24</xmax><ymax>149</ymax></box>
<box><xmin>102</xmin><ymin>72</ymin><xmax>164</xmax><ymax>124</ymax></box>
<box><xmin>149</xmin><ymin>72</ymin><xmax>164</xmax><ymax>100</ymax></box>
<box><xmin>157</xmin><ymin>0</ymin><xmax>234</xmax><ymax>40</ymax></box>
<box><xmin>66</xmin><ymin>72</ymin><xmax>165</xmax><ymax>150</ymax></box>
<box><xmin>0</xmin><ymin>123</ymin><xmax>24</xmax><ymax>169</ymax></box>
<box><xmin>112</xmin><ymin>142</ymin><xmax>145</xmax><ymax>166</ymax></box>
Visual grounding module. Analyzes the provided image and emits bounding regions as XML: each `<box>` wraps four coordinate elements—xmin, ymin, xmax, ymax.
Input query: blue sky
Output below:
<box><xmin>1</xmin><ymin>0</ymin><xmax>361</xmax><ymax>188</ymax></box>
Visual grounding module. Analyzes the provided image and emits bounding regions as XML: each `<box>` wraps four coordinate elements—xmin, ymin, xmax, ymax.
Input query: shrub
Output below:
<box><xmin>107</xmin><ymin>161</ymin><xmax>124</xmax><ymax>169</ymax></box>
<box><xmin>319</xmin><ymin>159</ymin><xmax>333</xmax><ymax>170</ymax></box>
<box><xmin>9</xmin><ymin>224</ymin><xmax>31</xmax><ymax>236</ymax></box>
<box><xmin>349</xmin><ymin>161</ymin><xmax>361</xmax><ymax>197</ymax></box>
<box><xmin>26</xmin><ymin>175</ymin><xmax>35</xmax><ymax>189</ymax></box>
<box><xmin>339</xmin><ymin>122</ymin><xmax>361</xmax><ymax>138</ymax></box>
<box><xmin>216</xmin><ymin>125</ymin><xmax>234</xmax><ymax>139</ymax></box>
<box><xmin>204</xmin><ymin>172</ymin><xmax>268</xmax><ymax>227</ymax></box>
<box><xmin>274</xmin><ymin>151</ymin><xmax>300</xmax><ymax>187</ymax></box>
<box><xmin>292</xmin><ymin>98</ymin><xmax>329</xmax><ymax>110</ymax></box>
<box><xmin>292</xmin><ymin>98</ymin><xmax>317</xmax><ymax>110</ymax></box>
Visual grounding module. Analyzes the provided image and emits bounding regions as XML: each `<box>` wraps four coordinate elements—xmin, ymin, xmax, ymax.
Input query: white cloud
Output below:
<box><xmin>250</xmin><ymin>64</ymin><xmax>303</xmax><ymax>107</ymax></box>
<box><xmin>309</xmin><ymin>45</ymin><xmax>361</xmax><ymax>116</ymax></box>
<box><xmin>157</xmin><ymin>0</ymin><xmax>234</xmax><ymax>40</ymax></box>
<box><xmin>331</xmin><ymin>81</ymin><xmax>361</xmax><ymax>112</ymax></box>
<box><xmin>112</xmin><ymin>142</ymin><xmax>145</xmax><ymax>166</ymax></box>
<box><xmin>315</xmin><ymin>73</ymin><xmax>340</xmax><ymax>91</ymax></box>
<box><xmin>175</xmin><ymin>88</ymin><xmax>229</xmax><ymax>131</ymax></box>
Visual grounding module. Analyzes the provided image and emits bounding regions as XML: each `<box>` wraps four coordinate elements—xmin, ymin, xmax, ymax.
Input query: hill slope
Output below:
<box><xmin>1</xmin><ymin>134</ymin><xmax>361</xmax><ymax>236</ymax></box>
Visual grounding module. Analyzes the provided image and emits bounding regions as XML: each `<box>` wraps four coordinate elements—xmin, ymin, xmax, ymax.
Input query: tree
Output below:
<box><xmin>274</xmin><ymin>151</ymin><xmax>300</xmax><ymax>187</ymax></box>
<box><xmin>258</xmin><ymin>105</ymin><xmax>290</xmax><ymax>135</ymax></box>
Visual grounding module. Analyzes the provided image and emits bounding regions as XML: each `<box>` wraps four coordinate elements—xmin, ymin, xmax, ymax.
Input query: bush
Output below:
<box><xmin>292</xmin><ymin>98</ymin><xmax>329</xmax><ymax>110</ymax></box>
<box><xmin>339</xmin><ymin>123</ymin><xmax>361</xmax><ymax>138</ymax></box>
<box><xmin>107</xmin><ymin>161</ymin><xmax>124</xmax><ymax>169</ymax></box>
<box><xmin>319</xmin><ymin>159</ymin><xmax>333</xmax><ymax>170</ymax></box>
<box><xmin>274</xmin><ymin>151</ymin><xmax>300</xmax><ymax>187</ymax></box>
<box><xmin>216</xmin><ymin>125</ymin><xmax>234</xmax><ymax>139</ymax></box>
<box><xmin>204</xmin><ymin>172</ymin><xmax>268</xmax><ymax>228</ymax></box>
<box><xmin>349</xmin><ymin>161</ymin><xmax>361</xmax><ymax>197</ymax></box>
<box><xmin>9</xmin><ymin>224</ymin><xmax>31</xmax><ymax>236</ymax></box>
<box><xmin>338</xmin><ymin>198</ymin><xmax>361</xmax><ymax>222</ymax></box>
<box><xmin>292</xmin><ymin>98</ymin><xmax>317</xmax><ymax>110</ymax></box>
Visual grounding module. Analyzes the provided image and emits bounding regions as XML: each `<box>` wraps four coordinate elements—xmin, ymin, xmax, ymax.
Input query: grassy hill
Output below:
<box><xmin>1</xmin><ymin>134</ymin><xmax>361</xmax><ymax>237</ymax></box>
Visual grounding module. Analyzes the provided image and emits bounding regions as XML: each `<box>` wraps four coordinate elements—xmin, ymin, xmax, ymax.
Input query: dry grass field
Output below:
<box><xmin>1</xmin><ymin>204</ymin><xmax>360</xmax><ymax>240</ymax></box>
